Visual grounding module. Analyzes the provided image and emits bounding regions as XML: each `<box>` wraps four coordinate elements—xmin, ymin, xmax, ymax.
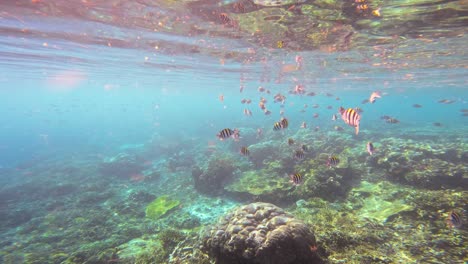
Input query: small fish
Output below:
<box><xmin>433</xmin><ymin>122</ymin><xmax>442</xmax><ymax>127</ymax></box>
<box><xmin>289</xmin><ymin>173</ymin><xmax>303</xmax><ymax>185</ymax></box>
<box><xmin>334</xmin><ymin>126</ymin><xmax>344</xmax><ymax>131</ymax></box>
<box><xmin>241</xmin><ymin>99</ymin><xmax>247</xmax><ymax>104</ymax></box>
<box><xmin>258</xmin><ymin>86</ymin><xmax>266</xmax><ymax>92</ymax></box>
<box><xmin>288</xmin><ymin>138</ymin><xmax>295</xmax><ymax>146</ymax></box>
<box><xmin>327</xmin><ymin>105</ymin><xmax>333</xmax><ymax>109</ymax></box>
<box><xmin>295</xmin><ymin>55</ymin><xmax>303</xmax><ymax>70</ymax></box>
<box><xmin>381</xmin><ymin>115</ymin><xmax>391</xmax><ymax>120</ymax></box>
<box><xmin>300</xmin><ymin>122</ymin><xmax>307</xmax><ymax>128</ymax></box>
<box><xmin>356</xmin><ymin>4</ymin><xmax>369</xmax><ymax>12</ymax></box>
<box><xmin>372</xmin><ymin>8</ymin><xmax>381</xmax><ymax>17</ymax></box>
<box><xmin>218</xmin><ymin>13</ymin><xmax>231</xmax><ymax>24</ymax></box>
<box><xmin>259</xmin><ymin>101</ymin><xmax>266</xmax><ymax>110</ymax></box>
<box><xmin>446</xmin><ymin>210</ymin><xmax>462</xmax><ymax>229</ymax></box>
<box><xmin>461</xmin><ymin>109</ymin><xmax>468</xmax><ymax>113</ymax></box>
<box><xmin>369</xmin><ymin>91</ymin><xmax>381</xmax><ymax>103</ymax></box>
<box><xmin>277</xmin><ymin>40</ymin><xmax>284</xmax><ymax>48</ymax></box>
<box><xmin>312</xmin><ymin>104</ymin><xmax>319</xmax><ymax>108</ymax></box>
<box><xmin>293</xmin><ymin>84</ymin><xmax>305</xmax><ymax>95</ymax></box>
<box><xmin>243</xmin><ymin>108</ymin><xmax>252</xmax><ymax>116</ymax></box>
<box><xmin>332</xmin><ymin>114</ymin><xmax>337</xmax><ymax>121</ymax></box>
<box><xmin>327</xmin><ymin>156</ymin><xmax>340</xmax><ymax>168</ymax></box>
<box><xmin>264</xmin><ymin>109</ymin><xmax>271</xmax><ymax>115</ymax></box>
<box><xmin>273</xmin><ymin>121</ymin><xmax>282</xmax><ymax>130</ymax></box>
<box><xmin>280</xmin><ymin>118</ymin><xmax>289</xmax><ymax>129</ymax></box>
<box><xmin>412</xmin><ymin>104</ymin><xmax>422</xmax><ymax>108</ymax></box>
<box><xmin>274</xmin><ymin>93</ymin><xmax>286</xmax><ymax>104</ymax></box>
<box><xmin>240</xmin><ymin>146</ymin><xmax>250</xmax><ymax>156</ymax></box>
<box><xmin>217</xmin><ymin>128</ymin><xmax>240</xmax><ymax>141</ymax></box>
<box><xmin>366</xmin><ymin>142</ymin><xmax>375</xmax><ymax>155</ymax></box>
<box><xmin>313</xmin><ymin>113</ymin><xmax>319</xmax><ymax>118</ymax></box>
<box><xmin>246</xmin><ymin>99</ymin><xmax>251</xmax><ymax>104</ymax></box>
<box><xmin>294</xmin><ymin>149</ymin><xmax>305</xmax><ymax>160</ymax></box>
<box><xmin>301</xmin><ymin>144</ymin><xmax>308</xmax><ymax>152</ymax></box>
<box><xmin>273</xmin><ymin>117</ymin><xmax>288</xmax><ymax>130</ymax></box>
<box><xmin>339</xmin><ymin>107</ymin><xmax>361</xmax><ymax>135</ymax></box>
<box><xmin>256</xmin><ymin>128</ymin><xmax>263</xmax><ymax>139</ymax></box>
<box><xmin>219</xmin><ymin>94</ymin><xmax>224</xmax><ymax>102</ymax></box>
<box><xmin>386</xmin><ymin>118</ymin><xmax>399</xmax><ymax>124</ymax></box>
<box><xmin>438</xmin><ymin>99</ymin><xmax>455</xmax><ymax>104</ymax></box>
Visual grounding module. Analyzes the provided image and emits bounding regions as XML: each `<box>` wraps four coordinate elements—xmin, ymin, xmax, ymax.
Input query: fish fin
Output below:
<box><xmin>355</xmin><ymin>125</ymin><xmax>359</xmax><ymax>135</ymax></box>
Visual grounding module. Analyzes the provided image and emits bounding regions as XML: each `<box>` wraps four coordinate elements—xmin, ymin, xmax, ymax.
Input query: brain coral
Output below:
<box><xmin>202</xmin><ymin>202</ymin><xmax>324</xmax><ymax>264</ymax></box>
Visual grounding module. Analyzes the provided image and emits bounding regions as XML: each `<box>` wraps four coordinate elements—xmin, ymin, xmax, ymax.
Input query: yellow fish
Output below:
<box><xmin>277</xmin><ymin>40</ymin><xmax>284</xmax><ymax>48</ymax></box>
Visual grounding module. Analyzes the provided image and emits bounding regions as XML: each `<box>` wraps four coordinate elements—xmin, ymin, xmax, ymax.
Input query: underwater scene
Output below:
<box><xmin>0</xmin><ymin>0</ymin><xmax>467</xmax><ymax>263</ymax></box>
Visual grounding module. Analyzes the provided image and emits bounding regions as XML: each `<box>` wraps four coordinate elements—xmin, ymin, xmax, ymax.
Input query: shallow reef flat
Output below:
<box><xmin>0</xmin><ymin>129</ymin><xmax>466</xmax><ymax>263</ymax></box>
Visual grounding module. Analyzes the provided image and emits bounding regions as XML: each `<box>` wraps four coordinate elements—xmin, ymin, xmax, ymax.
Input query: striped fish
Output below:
<box><xmin>217</xmin><ymin>128</ymin><xmax>239</xmax><ymax>141</ymax></box>
<box><xmin>446</xmin><ymin>210</ymin><xmax>463</xmax><ymax>229</ymax></box>
<box><xmin>240</xmin><ymin>146</ymin><xmax>250</xmax><ymax>156</ymax></box>
<box><xmin>218</xmin><ymin>13</ymin><xmax>231</xmax><ymax>24</ymax></box>
<box><xmin>289</xmin><ymin>173</ymin><xmax>303</xmax><ymax>185</ymax></box>
<box><xmin>339</xmin><ymin>107</ymin><xmax>361</xmax><ymax>135</ymax></box>
<box><xmin>294</xmin><ymin>149</ymin><xmax>305</xmax><ymax>160</ymax></box>
<box><xmin>273</xmin><ymin>117</ymin><xmax>289</xmax><ymax>131</ymax></box>
<box><xmin>327</xmin><ymin>156</ymin><xmax>340</xmax><ymax>168</ymax></box>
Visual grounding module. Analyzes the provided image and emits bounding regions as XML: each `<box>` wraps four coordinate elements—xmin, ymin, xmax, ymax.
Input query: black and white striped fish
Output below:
<box><xmin>339</xmin><ymin>107</ymin><xmax>361</xmax><ymax>135</ymax></box>
<box><xmin>289</xmin><ymin>173</ymin><xmax>303</xmax><ymax>185</ymax></box>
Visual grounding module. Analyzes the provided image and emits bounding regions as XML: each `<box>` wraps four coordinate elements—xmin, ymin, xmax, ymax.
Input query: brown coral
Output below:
<box><xmin>201</xmin><ymin>202</ymin><xmax>324</xmax><ymax>264</ymax></box>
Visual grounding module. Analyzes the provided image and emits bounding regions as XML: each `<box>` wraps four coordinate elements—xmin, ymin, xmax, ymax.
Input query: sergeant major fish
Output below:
<box><xmin>327</xmin><ymin>155</ymin><xmax>340</xmax><ymax>168</ymax></box>
<box><xmin>217</xmin><ymin>128</ymin><xmax>240</xmax><ymax>141</ymax></box>
<box><xmin>289</xmin><ymin>173</ymin><xmax>303</xmax><ymax>186</ymax></box>
<box><xmin>339</xmin><ymin>107</ymin><xmax>361</xmax><ymax>135</ymax></box>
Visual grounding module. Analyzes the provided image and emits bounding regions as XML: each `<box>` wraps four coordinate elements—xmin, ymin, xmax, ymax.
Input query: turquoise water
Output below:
<box><xmin>0</xmin><ymin>1</ymin><xmax>467</xmax><ymax>263</ymax></box>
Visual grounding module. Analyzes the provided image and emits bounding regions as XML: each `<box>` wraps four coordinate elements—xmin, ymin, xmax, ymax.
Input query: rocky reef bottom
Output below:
<box><xmin>0</xmin><ymin>131</ymin><xmax>467</xmax><ymax>264</ymax></box>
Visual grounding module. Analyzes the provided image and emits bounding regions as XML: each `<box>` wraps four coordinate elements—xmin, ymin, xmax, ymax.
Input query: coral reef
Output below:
<box><xmin>225</xmin><ymin>170</ymin><xmax>293</xmax><ymax>203</ymax></box>
<box><xmin>375</xmin><ymin>137</ymin><xmax>468</xmax><ymax>189</ymax></box>
<box><xmin>293</xmin><ymin>180</ymin><xmax>468</xmax><ymax>263</ymax></box>
<box><xmin>201</xmin><ymin>202</ymin><xmax>324</xmax><ymax>264</ymax></box>
<box><xmin>192</xmin><ymin>154</ymin><xmax>239</xmax><ymax>195</ymax></box>
<box><xmin>145</xmin><ymin>195</ymin><xmax>180</xmax><ymax>220</ymax></box>
<box><xmin>350</xmin><ymin>181</ymin><xmax>413</xmax><ymax>223</ymax></box>
<box><xmin>99</xmin><ymin>153</ymin><xmax>147</xmax><ymax>179</ymax></box>
<box><xmin>1</xmin><ymin>129</ymin><xmax>467</xmax><ymax>264</ymax></box>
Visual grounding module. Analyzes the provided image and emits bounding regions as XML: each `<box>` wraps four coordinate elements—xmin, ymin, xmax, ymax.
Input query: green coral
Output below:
<box><xmin>351</xmin><ymin>181</ymin><xmax>414</xmax><ymax>223</ymax></box>
<box><xmin>225</xmin><ymin>170</ymin><xmax>292</xmax><ymax>202</ymax></box>
<box><xmin>145</xmin><ymin>195</ymin><xmax>180</xmax><ymax>220</ymax></box>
